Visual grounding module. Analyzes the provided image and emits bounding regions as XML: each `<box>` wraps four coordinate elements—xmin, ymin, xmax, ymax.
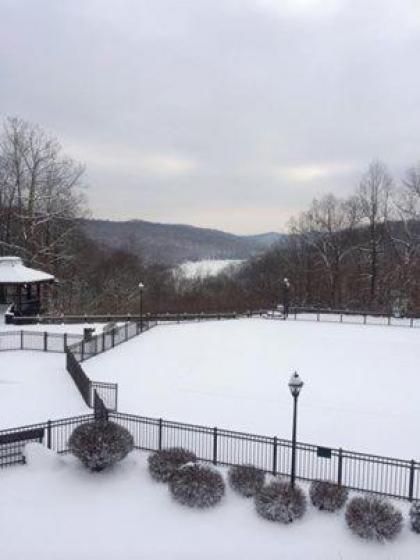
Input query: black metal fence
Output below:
<box><xmin>11</xmin><ymin>311</ymin><xmax>267</xmax><ymax>325</ymax></box>
<box><xmin>64</xmin><ymin>321</ymin><xmax>155</xmax><ymax>411</ymax></box>
<box><xmin>68</xmin><ymin>320</ymin><xmax>156</xmax><ymax>363</ymax></box>
<box><xmin>287</xmin><ymin>307</ymin><xmax>420</xmax><ymax>328</ymax></box>
<box><xmin>0</xmin><ymin>330</ymin><xmax>83</xmax><ymax>352</ymax></box>
<box><xmin>0</xmin><ymin>414</ymin><xmax>95</xmax><ymax>467</ymax></box>
<box><xmin>0</xmin><ymin>411</ymin><xmax>418</xmax><ymax>501</ymax></box>
<box><xmin>11</xmin><ymin>308</ymin><xmax>420</xmax><ymax>329</ymax></box>
<box><xmin>94</xmin><ymin>390</ymin><xmax>109</xmax><ymax>422</ymax></box>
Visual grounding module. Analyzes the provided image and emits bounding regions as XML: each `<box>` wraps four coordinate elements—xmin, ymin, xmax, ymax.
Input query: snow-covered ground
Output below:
<box><xmin>176</xmin><ymin>259</ymin><xmax>244</xmax><ymax>278</ymax></box>
<box><xmin>84</xmin><ymin>319</ymin><xmax>420</xmax><ymax>459</ymax></box>
<box><xmin>0</xmin><ymin>352</ymin><xmax>89</xmax><ymax>428</ymax></box>
<box><xmin>0</xmin><ymin>445</ymin><xmax>417</xmax><ymax>560</ymax></box>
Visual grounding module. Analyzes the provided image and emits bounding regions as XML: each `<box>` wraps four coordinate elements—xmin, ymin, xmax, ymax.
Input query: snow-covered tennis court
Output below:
<box><xmin>84</xmin><ymin>319</ymin><xmax>420</xmax><ymax>460</ymax></box>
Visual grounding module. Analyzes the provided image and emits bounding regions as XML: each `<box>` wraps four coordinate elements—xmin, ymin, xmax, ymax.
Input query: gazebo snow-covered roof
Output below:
<box><xmin>0</xmin><ymin>257</ymin><xmax>54</xmax><ymax>285</ymax></box>
<box><xmin>0</xmin><ymin>257</ymin><xmax>55</xmax><ymax>322</ymax></box>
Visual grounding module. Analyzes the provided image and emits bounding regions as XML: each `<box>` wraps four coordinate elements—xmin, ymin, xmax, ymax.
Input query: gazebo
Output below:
<box><xmin>0</xmin><ymin>257</ymin><xmax>55</xmax><ymax>322</ymax></box>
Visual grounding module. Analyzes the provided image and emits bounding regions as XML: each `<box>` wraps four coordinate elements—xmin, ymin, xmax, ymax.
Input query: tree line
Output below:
<box><xmin>230</xmin><ymin>160</ymin><xmax>420</xmax><ymax>314</ymax></box>
<box><xmin>2</xmin><ymin>116</ymin><xmax>420</xmax><ymax>315</ymax></box>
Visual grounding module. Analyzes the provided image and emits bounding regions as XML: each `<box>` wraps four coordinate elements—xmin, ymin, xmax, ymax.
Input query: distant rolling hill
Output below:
<box><xmin>81</xmin><ymin>219</ymin><xmax>284</xmax><ymax>266</ymax></box>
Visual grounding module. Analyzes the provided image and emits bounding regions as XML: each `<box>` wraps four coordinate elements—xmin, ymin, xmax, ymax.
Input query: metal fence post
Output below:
<box><xmin>408</xmin><ymin>460</ymin><xmax>416</xmax><ymax>501</ymax></box>
<box><xmin>20</xmin><ymin>330</ymin><xmax>23</xmax><ymax>350</ymax></box>
<box><xmin>272</xmin><ymin>436</ymin><xmax>278</xmax><ymax>475</ymax></box>
<box><xmin>213</xmin><ymin>427</ymin><xmax>218</xmax><ymax>465</ymax></box>
<box><xmin>337</xmin><ymin>448</ymin><xmax>343</xmax><ymax>486</ymax></box>
<box><xmin>64</xmin><ymin>333</ymin><xmax>67</xmax><ymax>351</ymax></box>
<box><xmin>102</xmin><ymin>331</ymin><xmax>105</xmax><ymax>352</ymax></box>
<box><xmin>158</xmin><ymin>418</ymin><xmax>163</xmax><ymax>450</ymax></box>
<box><xmin>410</xmin><ymin>318</ymin><xmax>414</xmax><ymax>328</ymax></box>
<box><xmin>81</xmin><ymin>340</ymin><xmax>85</xmax><ymax>361</ymax></box>
<box><xmin>44</xmin><ymin>331</ymin><xmax>48</xmax><ymax>351</ymax></box>
<box><xmin>125</xmin><ymin>322</ymin><xmax>128</xmax><ymax>340</ymax></box>
<box><xmin>46</xmin><ymin>420</ymin><xmax>52</xmax><ymax>449</ymax></box>
<box><xmin>111</xmin><ymin>329</ymin><xmax>115</xmax><ymax>348</ymax></box>
<box><xmin>363</xmin><ymin>315</ymin><xmax>367</xmax><ymax>325</ymax></box>
<box><xmin>388</xmin><ymin>315</ymin><xmax>391</xmax><ymax>326</ymax></box>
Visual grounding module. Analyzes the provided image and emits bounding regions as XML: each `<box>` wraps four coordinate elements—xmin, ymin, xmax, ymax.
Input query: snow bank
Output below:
<box><xmin>24</xmin><ymin>442</ymin><xmax>61</xmax><ymax>471</ymax></box>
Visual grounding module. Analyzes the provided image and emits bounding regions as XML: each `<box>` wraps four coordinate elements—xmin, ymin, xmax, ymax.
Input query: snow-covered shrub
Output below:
<box><xmin>169</xmin><ymin>463</ymin><xmax>225</xmax><ymax>508</ymax></box>
<box><xmin>309</xmin><ymin>480</ymin><xmax>348</xmax><ymax>512</ymax></box>
<box><xmin>148</xmin><ymin>447</ymin><xmax>197</xmax><ymax>482</ymax></box>
<box><xmin>228</xmin><ymin>464</ymin><xmax>265</xmax><ymax>498</ymax></box>
<box><xmin>409</xmin><ymin>501</ymin><xmax>420</xmax><ymax>534</ymax></box>
<box><xmin>345</xmin><ymin>495</ymin><xmax>403</xmax><ymax>542</ymax></box>
<box><xmin>255</xmin><ymin>481</ymin><xmax>307</xmax><ymax>523</ymax></box>
<box><xmin>69</xmin><ymin>420</ymin><xmax>134</xmax><ymax>471</ymax></box>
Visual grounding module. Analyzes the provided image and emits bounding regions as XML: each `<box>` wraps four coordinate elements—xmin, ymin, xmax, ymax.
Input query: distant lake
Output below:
<box><xmin>175</xmin><ymin>259</ymin><xmax>244</xmax><ymax>279</ymax></box>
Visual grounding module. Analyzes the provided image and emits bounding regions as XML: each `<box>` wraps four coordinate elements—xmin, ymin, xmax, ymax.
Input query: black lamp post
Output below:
<box><xmin>138</xmin><ymin>282</ymin><xmax>144</xmax><ymax>332</ymax></box>
<box><xmin>283</xmin><ymin>277</ymin><xmax>290</xmax><ymax>319</ymax></box>
<box><xmin>288</xmin><ymin>371</ymin><xmax>304</xmax><ymax>488</ymax></box>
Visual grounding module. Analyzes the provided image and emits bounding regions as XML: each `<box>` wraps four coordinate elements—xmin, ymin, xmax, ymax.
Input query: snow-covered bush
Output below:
<box><xmin>69</xmin><ymin>420</ymin><xmax>134</xmax><ymax>471</ymax></box>
<box><xmin>309</xmin><ymin>480</ymin><xmax>348</xmax><ymax>512</ymax></box>
<box><xmin>409</xmin><ymin>501</ymin><xmax>420</xmax><ymax>534</ymax></box>
<box><xmin>345</xmin><ymin>495</ymin><xmax>403</xmax><ymax>542</ymax></box>
<box><xmin>148</xmin><ymin>447</ymin><xmax>197</xmax><ymax>482</ymax></box>
<box><xmin>169</xmin><ymin>463</ymin><xmax>225</xmax><ymax>508</ymax></box>
<box><xmin>228</xmin><ymin>464</ymin><xmax>265</xmax><ymax>498</ymax></box>
<box><xmin>255</xmin><ymin>481</ymin><xmax>307</xmax><ymax>523</ymax></box>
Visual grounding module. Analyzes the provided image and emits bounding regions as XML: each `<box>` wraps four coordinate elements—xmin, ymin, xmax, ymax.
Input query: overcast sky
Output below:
<box><xmin>1</xmin><ymin>0</ymin><xmax>419</xmax><ymax>234</ymax></box>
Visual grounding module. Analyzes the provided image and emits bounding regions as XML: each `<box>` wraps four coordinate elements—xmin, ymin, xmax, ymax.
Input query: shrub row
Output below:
<box><xmin>68</xmin><ymin>424</ymin><xmax>420</xmax><ymax>540</ymax></box>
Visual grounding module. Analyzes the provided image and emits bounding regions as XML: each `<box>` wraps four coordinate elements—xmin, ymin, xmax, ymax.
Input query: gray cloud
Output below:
<box><xmin>1</xmin><ymin>0</ymin><xmax>419</xmax><ymax>233</ymax></box>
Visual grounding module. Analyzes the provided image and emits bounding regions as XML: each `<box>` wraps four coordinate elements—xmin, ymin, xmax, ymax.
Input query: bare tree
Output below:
<box><xmin>357</xmin><ymin>160</ymin><xmax>393</xmax><ymax>304</ymax></box>
<box><xmin>0</xmin><ymin>117</ymin><xmax>86</xmax><ymax>270</ymax></box>
<box><xmin>291</xmin><ymin>194</ymin><xmax>360</xmax><ymax>307</ymax></box>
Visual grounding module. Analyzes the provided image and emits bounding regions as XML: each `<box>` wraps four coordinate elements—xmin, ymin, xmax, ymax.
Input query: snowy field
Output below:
<box><xmin>0</xmin><ymin>446</ymin><xmax>417</xmax><ymax>560</ymax></box>
<box><xmin>176</xmin><ymin>258</ymin><xmax>244</xmax><ymax>278</ymax></box>
<box><xmin>84</xmin><ymin>319</ymin><xmax>420</xmax><ymax>460</ymax></box>
<box><xmin>0</xmin><ymin>352</ymin><xmax>88</xmax><ymax>428</ymax></box>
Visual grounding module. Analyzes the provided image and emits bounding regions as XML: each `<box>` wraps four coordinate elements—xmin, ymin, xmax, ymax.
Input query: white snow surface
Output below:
<box><xmin>0</xmin><ymin>351</ymin><xmax>89</xmax><ymax>428</ymax></box>
<box><xmin>176</xmin><ymin>258</ymin><xmax>244</xmax><ymax>278</ymax></box>
<box><xmin>84</xmin><ymin>319</ymin><xmax>420</xmax><ymax>460</ymax></box>
<box><xmin>0</xmin><ymin>256</ymin><xmax>54</xmax><ymax>283</ymax></box>
<box><xmin>0</xmin><ymin>447</ymin><xmax>417</xmax><ymax>560</ymax></box>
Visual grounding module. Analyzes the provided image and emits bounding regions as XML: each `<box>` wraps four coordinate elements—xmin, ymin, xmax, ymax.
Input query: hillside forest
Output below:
<box><xmin>1</xmin><ymin>117</ymin><xmax>420</xmax><ymax>315</ymax></box>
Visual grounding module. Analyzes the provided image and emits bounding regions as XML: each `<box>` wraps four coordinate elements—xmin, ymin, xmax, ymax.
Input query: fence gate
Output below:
<box><xmin>91</xmin><ymin>381</ymin><xmax>118</xmax><ymax>411</ymax></box>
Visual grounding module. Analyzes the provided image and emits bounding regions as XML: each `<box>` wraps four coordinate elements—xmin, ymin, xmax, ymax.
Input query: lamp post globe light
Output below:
<box><xmin>138</xmin><ymin>282</ymin><xmax>144</xmax><ymax>332</ymax></box>
<box><xmin>283</xmin><ymin>277</ymin><xmax>290</xmax><ymax>319</ymax></box>
<box><xmin>288</xmin><ymin>371</ymin><xmax>304</xmax><ymax>488</ymax></box>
